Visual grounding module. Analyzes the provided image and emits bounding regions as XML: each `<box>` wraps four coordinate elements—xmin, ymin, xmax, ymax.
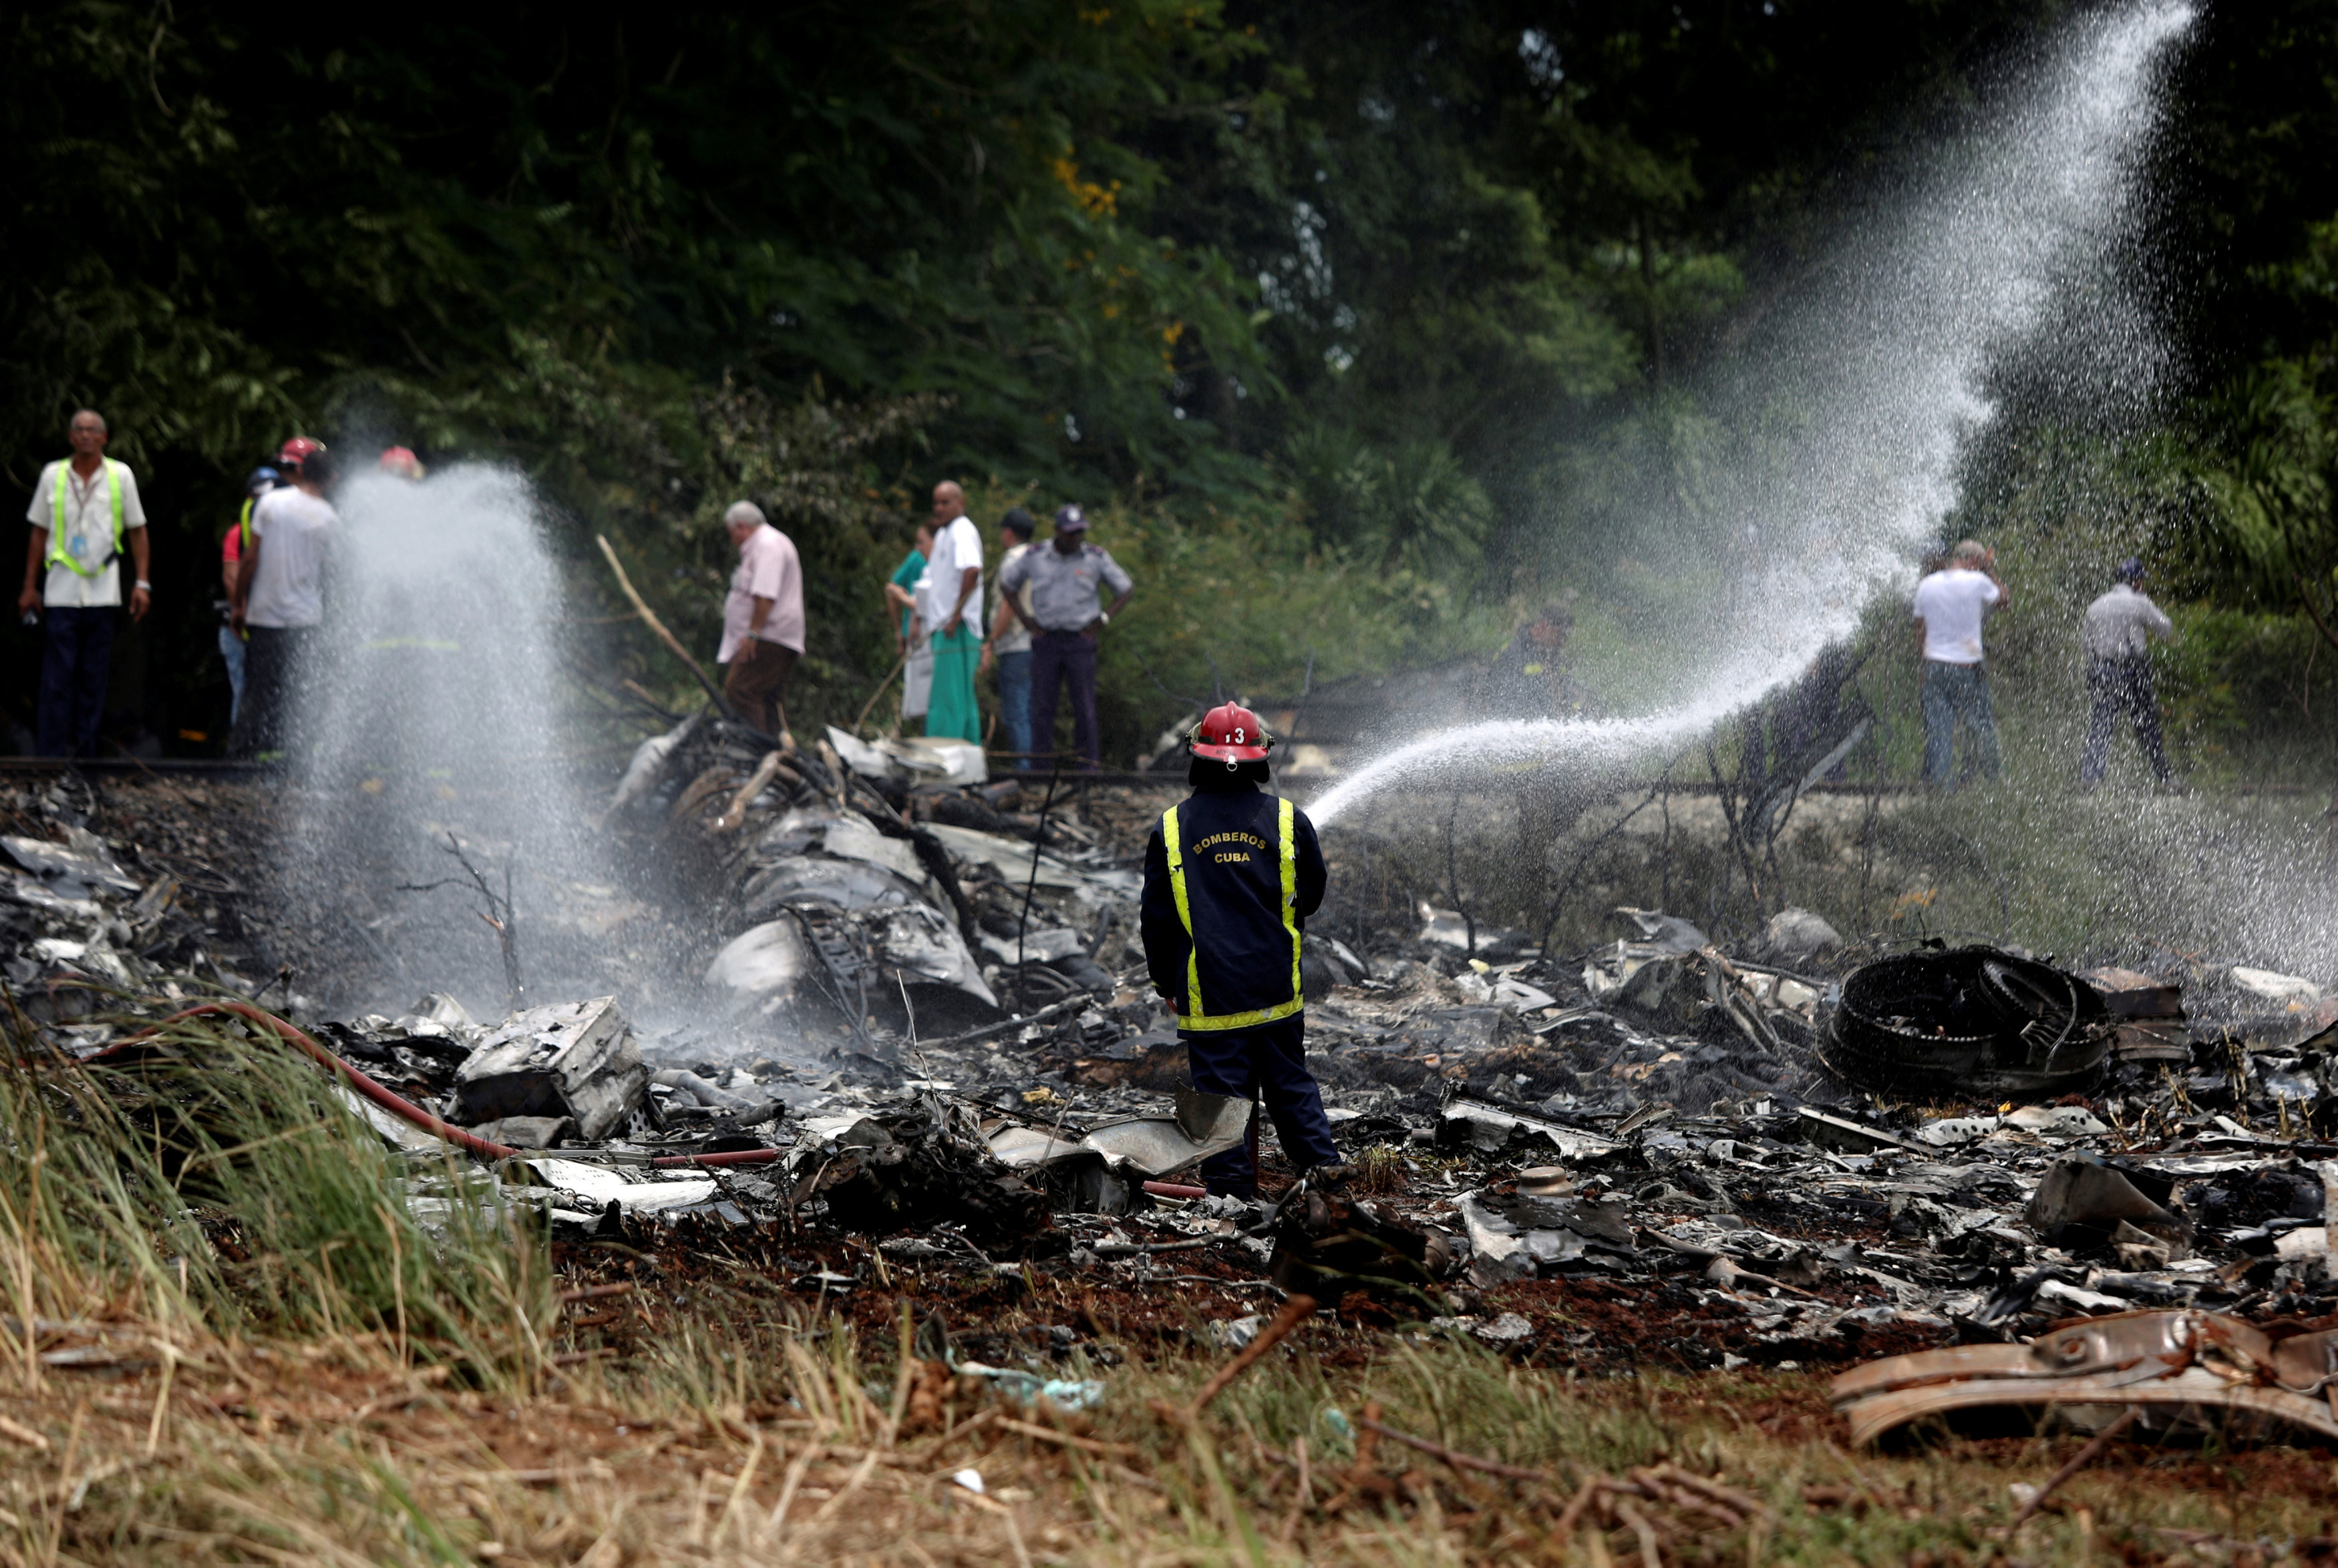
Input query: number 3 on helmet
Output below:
<box><xmin>1190</xmin><ymin>703</ymin><xmax>1271</xmax><ymax>762</ymax></box>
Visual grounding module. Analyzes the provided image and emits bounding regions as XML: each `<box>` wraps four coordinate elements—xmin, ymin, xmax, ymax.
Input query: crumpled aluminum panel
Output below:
<box><xmin>1832</xmin><ymin>1309</ymin><xmax>2338</xmax><ymax>1446</ymax></box>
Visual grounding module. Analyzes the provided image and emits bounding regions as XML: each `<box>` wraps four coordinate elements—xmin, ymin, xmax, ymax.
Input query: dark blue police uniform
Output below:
<box><xmin>1140</xmin><ymin>779</ymin><xmax>1339</xmax><ymax>1195</ymax></box>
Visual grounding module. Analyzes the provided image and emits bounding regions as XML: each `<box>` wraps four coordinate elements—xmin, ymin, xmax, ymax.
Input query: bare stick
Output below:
<box><xmin>1184</xmin><ymin>1294</ymin><xmax>1318</xmax><ymax>1418</ymax></box>
<box><xmin>1090</xmin><ymin>1235</ymin><xmax>1226</xmax><ymax>1258</ymax></box>
<box><xmin>852</xmin><ymin>648</ymin><xmax>910</xmax><ymax>733</ymax></box>
<box><xmin>713</xmin><ymin>751</ymin><xmax>785</xmax><ymax>833</ymax></box>
<box><xmin>1538</xmin><ymin>757</ymin><xmax>1675</xmax><ymax>955</ymax></box>
<box><xmin>1017</xmin><ymin>768</ymin><xmax>1061</xmax><ymax>968</ymax></box>
<box><xmin>1552</xmin><ymin>1473</ymin><xmax>1607</xmax><ymax>1541</ymax></box>
<box><xmin>2300</xmin><ymin>574</ymin><xmax>2338</xmax><ymax>655</ymax></box>
<box><xmin>595</xmin><ymin>534</ymin><xmax>735</xmax><ymax>720</ymax></box>
<box><xmin>1353</xmin><ymin>1416</ymin><xmax>1545</xmax><ymax>1481</ymax></box>
<box><xmin>2010</xmin><ymin>1405</ymin><xmax>2139</xmax><ymax>1527</ymax></box>
<box><xmin>1612</xmin><ymin>1495</ymin><xmax>1664</xmax><ymax>1568</ymax></box>
<box><xmin>916</xmin><ymin>994</ymin><xmax>1089</xmax><ymax>1051</ymax></box>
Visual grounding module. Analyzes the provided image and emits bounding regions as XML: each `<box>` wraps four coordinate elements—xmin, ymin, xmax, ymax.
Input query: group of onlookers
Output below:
<box><xmin>708</xmin><ymin>478</ymin><xmax>1134</xmax><ymax>767</ymax></box>
<box><xmin>862</xmin><ymin>482</ymin><xmax>1132</xmax><ymax>768</ymax></box>
<box><xmin>17</xmin><ymin>410</ymin><xmax>2182</xmax><ymax>789</ymax></box>
<box><xmin>17</xmin><ymin>413</ymin><xmax>375</xmax><ymax>760</ymax></box>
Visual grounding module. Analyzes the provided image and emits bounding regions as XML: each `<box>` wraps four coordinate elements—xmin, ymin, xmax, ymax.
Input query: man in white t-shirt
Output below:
<box><xmin>18</xmin><ymin>410</ymin><xmax>151</xmax><ymax>757</ymax></box>
<box><xmin>918</xmin><ymin>480</ymin><xmax>985</xmax><ymax>743</ymax></box>
<box><xmin>1910</xmin><ymin>538</ymin><xmax>2011</xmax><ymax>788</ymax></box>
<box><xmin>229</xmin><ymin>445</ymin><xmax>339</xmax><ymax>757</ymax></box>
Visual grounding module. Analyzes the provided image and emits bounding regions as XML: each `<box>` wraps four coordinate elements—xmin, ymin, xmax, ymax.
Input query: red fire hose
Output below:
<box><xmin>648</xmin><ymin>1147</ymin><xmax>782</xmax><ymax>1168</ymax></box>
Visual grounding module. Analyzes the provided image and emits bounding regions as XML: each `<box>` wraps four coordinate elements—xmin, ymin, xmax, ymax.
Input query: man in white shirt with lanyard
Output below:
<box><xmin>17</xmin><ymin>410</ymin><xmax>150</xmax><ymax>758</ymax></box>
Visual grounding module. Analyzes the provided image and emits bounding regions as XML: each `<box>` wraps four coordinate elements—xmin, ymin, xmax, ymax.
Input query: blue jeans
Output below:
<box><xmin>993</xmin><ymin>648</ymin><xmax>1032</xmax><ymax>765</ymax></box>
<box><xmin>1186</xmin><ymin>1014</ymin><xmax>1340</xmax><ymax>1197</ymax></box>
<box><xmin>37</xmin><ymin>606</ymin><xmax>116</xmax><ymax>758</ymax></box>
<box><xmin>1920</xmin><ymin>660</ymin><xmax>2001</xmax><ymax>787</ymax></box>
<box><xmin>219</xmin><ymin>623</ymin><xmax>247</xmax><ymax>726</ymax></box>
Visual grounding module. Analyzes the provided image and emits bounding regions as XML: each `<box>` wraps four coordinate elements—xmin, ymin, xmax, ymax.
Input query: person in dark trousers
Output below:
<box><xmin>19</xmin><ymin>409</ymin><xmax>152</xmax><ymax>757</ymax></box>
<box><xmin>2079</xmin><ymin>556</ymin><xmax>2177</xmax><ymax>791</ymax></box>
<box><xmin>218</xmin><ymin>465</ymin><xmax>279</xmax><ymax>727</ymax></box>
<box><xmin>1140</xmin><ymin>705</ymin><xmax>1344</xmax><ymax>1199</ymax></box>
<box><xmin>978</xmin><ymin>506</ymin><xmax>1038</xmax><ymax>767</ymax></box>
<box><xmin>998</xmin><ymin>503</ymin><xmax>1132</xmax><ymax>769</ymax></box>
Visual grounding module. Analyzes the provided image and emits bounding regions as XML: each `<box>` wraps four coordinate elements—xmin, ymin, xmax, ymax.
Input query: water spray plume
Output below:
<box><xmin>1309</xmin><ymin>1</ymin><xmax>2197</xmax><ymax>829</ymax></box>
<box><xmin>288</xmin><ymin>465</ymin><xmax>626</xmax><ymax>1006</ymax></box>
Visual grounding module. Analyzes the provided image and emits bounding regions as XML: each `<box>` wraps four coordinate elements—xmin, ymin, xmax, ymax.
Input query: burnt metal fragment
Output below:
<box><xmin>451</xmin><ymin>996</ymin><xmax>649</xmax><ymax>1141</ymax></box>
<box><xmin>1820</xmin><ymin>945</ymin><xmax>2111</xmax><ymax>1102</ymax></box>
<box><xmin>1833</xmin><ymin>1309</ymin><xmax>2338</xmax><ymax>1446</ymax></box>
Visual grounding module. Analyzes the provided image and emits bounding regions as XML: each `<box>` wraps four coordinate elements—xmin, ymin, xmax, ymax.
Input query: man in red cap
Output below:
<box><xmin>1140</xmin><ymin>704</ymin><xmax>1343</xmax><ymax>1199</ymax></box>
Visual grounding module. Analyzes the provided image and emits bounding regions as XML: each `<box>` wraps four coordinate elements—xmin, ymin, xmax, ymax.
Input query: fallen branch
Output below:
<box><xmin>1183</xmin><ymin>1294</ymin><xmax>1318</xmax><ymax>1418</ymax></box>
<box><xmin>1090</xmin><ymin>1235</ymin><xmax>1226</xmax><ymax>1258</ymax></box>
<box><xmin>1545</xmin><ymin>1462</ymin><xmax>1775</xmax><ymax>1548</ymax></box>
<box><xmin>595</xmin><ymin>534</ymin><xmax>735</xmax><ymax>720</ymax></box>
<box><xmin>993</xmin><ymin>1416</ymin><xmax>1139</xmax><ymax>1457</ymax></box>
<box><xmin>852</xmin><ymin>648</ymin><xmax>910</xmax><ymax>733</ymax></box>
<box><xmin>1612</xmin><ymin>1495</ymin><xmax>1665</xmax><ymax>1568</ymax></box>
<box><xmin>1552</xmin><ymin>1473</ymin><xmax>1605</xmax><ymax>1541</ymax></box>
<box><xmin>557</xmin><ymin>1282</ymin><xmax>635</xmax><ymax>1307</ymax></box>
<box><xmin>713</xmin><ymin>751</ymin><xmax>787</xmax><ymax>833</ymax></box>
<box><xmin>1353</xmin><ymin>1416</ymin><xmax>1544</xmax><ymax>1481</ymax></box>
<box><xmin>2010</xmin><ymin>1405</ymin><xmax>2139</xmax><ymax>1527</ymax></box>
<box><xmin>1639</xmin><ymin>1461</ymin><xmax>1771</xmax><ymax>1523</ymax></box>
<box><xmin>918</xmin><ymin>996</ymin><xmax>1091</xmax><ymax>1051</ymax></box>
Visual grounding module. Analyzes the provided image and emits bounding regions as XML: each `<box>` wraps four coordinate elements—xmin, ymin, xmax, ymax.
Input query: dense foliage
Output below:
<box><xmin>3</xmin><ymin>0</ymin><xmax>2333</xmax><ymax>758</ymax></box>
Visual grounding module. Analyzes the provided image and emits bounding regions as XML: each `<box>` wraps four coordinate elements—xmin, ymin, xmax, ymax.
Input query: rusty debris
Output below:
<box><xmin>1832</xmin><ymin>1308</ymin><xmax>2338</xmax><ymax>1446</ymax></box>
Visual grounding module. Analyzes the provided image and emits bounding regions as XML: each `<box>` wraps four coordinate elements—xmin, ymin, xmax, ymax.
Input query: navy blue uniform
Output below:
<box><xmin>1140</xmin><ymin>783</ymin><xmax>1338</xmax><ymax>1195</ymax></box>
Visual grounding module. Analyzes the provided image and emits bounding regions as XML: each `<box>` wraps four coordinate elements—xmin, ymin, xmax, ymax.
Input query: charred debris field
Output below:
<box><xmin>6</xmin><ymin>734</ymin><xmax>2338</xmax><ymax>1564</ymax></box>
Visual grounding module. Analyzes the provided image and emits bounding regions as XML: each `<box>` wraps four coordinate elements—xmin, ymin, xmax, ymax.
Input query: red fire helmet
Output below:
<box><xmin>277</xmin><ymin>436</ymin><xmax>324</xmax><ymax>468</ymax></box>
<box><xmin>378</xmin><ymin>445</ymin><xmax>425</xmax><ymax>479</ymax></box>
<box><xmin>1190</xmin><ymin>703</ymin><xmax>1271</xmax><ymax>763</ymax></box>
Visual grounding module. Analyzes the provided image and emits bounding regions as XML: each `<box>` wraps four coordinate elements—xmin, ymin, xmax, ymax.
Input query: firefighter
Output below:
<box><xmin>1140</xmin><ymin>703</ymin><xmax>1345</xmax><ymax>1199</ymax></box>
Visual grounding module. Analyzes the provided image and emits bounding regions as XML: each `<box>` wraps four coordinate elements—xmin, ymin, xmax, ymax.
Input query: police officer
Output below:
<box><xmin>997</xmin><ymin>504</ymin><xmax>1134</xmax><ymax>769</ymax></box>
<box><xmin>1140</xmin><ymin>704</ymin><xmax>1344</xmax><ymax>1199</ymax></box>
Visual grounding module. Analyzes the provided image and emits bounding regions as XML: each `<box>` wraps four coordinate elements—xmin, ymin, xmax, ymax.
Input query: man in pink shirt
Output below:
<box><xmin>717</xmin><ymin>502</ymin><xmax>804</xmax><ymax>744</ymax></box>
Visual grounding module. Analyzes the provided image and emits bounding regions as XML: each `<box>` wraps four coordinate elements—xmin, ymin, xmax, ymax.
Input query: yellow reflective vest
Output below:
<box><xmin>1146</xmin><ymin>791</ymin><xmax>1323</xmax><ymax>1032</ymax></box>
<box><xmin>46</xmin><ymin>460</ymin><xmax>126</xmax><ymax>578</ymax></box>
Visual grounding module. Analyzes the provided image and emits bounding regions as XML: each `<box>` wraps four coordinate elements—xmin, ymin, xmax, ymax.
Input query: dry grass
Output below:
<box><xmin>9</xmin><ymin>1318</ymin><xmax>2338</xmax><ymax>1566</ymax></box>
<box><xmin>5</xmin><ymin>1008</ymin><xmax>2338</xmax><ymax>1564</ymax></box>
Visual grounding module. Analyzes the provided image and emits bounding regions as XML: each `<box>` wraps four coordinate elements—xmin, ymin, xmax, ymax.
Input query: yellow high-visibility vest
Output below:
<box><xmin>47</xmin><ymin>460</ymin><xmax>125</xmax><ymax>578</ymax></box>
<box><xmin>1160</xmin><ymin>795</ymin><xmax>1303</xmax><ymax>1032</ymax></box>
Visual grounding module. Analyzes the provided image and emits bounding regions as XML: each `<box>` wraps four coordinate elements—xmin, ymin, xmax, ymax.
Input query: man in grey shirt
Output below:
<box><xmin>2079</xmin><ymin>557</ymin><xmax>2176</xmax><ymax>791</ymax></box>
<box><xmin>998</xmin><ymin>504</ymin><xmax>1134</xmax><ymax>769</ymax></box>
